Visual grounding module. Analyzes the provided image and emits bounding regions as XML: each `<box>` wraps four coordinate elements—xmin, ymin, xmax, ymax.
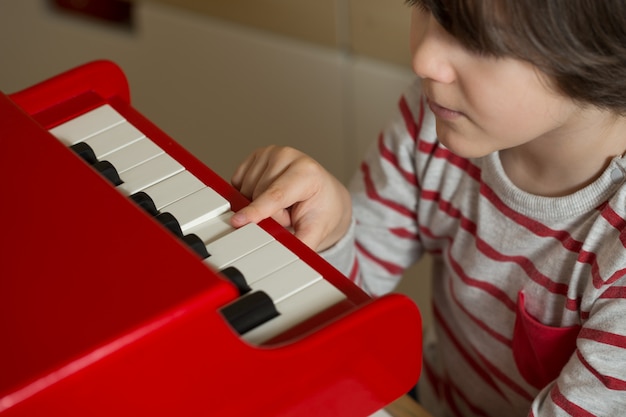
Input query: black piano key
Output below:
<box><xmin>182</xmin><ymin>233</ymin><xmax>210</xmax><ymax>259</ymax></box>
<box><xmin>70</xmin><ymin>142</ymin><xmax>98</xmax><ymax>165</ymax></box>
<box><xmin>155</xmin><ymin>212</ymin><xmax>184</xmax><ymax>237</ymax></box>
<box><xmin>130</xmin><ymin>191</ymin><xmax>159</xmax><ymax>216</ymax></box>
<box><xmin>221</xmin><ymin>291</ymin><xmax>280</xmax><ymax>335</ymax></box>
<box><xmin>93</xmin><ymin>160</ymin><xmax>123</xmax><ymax>186</ymax></box>
<box><xmin>220</xmin><ymin>266</ymin><xmax>251</xmax><ymax>295</ymax></box>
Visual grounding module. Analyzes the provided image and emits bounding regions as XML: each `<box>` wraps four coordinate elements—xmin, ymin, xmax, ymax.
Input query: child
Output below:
<box><xmin>229</xmin><ymin>1</ymin><xmax>626</xmax><ymax>416</ymax></box>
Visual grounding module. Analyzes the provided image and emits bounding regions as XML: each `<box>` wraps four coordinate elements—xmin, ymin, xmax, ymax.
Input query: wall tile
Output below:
<box><xmin>145</xmin><ymin>0</ymin><xmax>339</xmax><ymax>48</ymax></box>
<box><xmin>348</xmin><ymin>0</ymin><xmax>412</xmax><ymax>68</ymax></box>
<box><xmin>145</xmin><ymin>0</ymin><xmax>413</xmax><ymax>67</ymax></box>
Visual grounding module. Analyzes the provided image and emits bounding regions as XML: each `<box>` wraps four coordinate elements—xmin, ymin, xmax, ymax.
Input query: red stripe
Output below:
<box><xmin>580</xmin><ymin>251</ymin><xmax>626</xmax><ymax>289</ymax></box>
<box><xmin>433</xmin><ymin>304</ymin><xmax>507</xmax><ymax>398</ymax></box>
<box><xmin>422</xmin><ymin>191</ymin><xmax>576</xmax><ymax>303</ymax></box>
<box><xmin>481</xmin><ymin>184</ymin><xmax>625</xmax><ymax>290</ymax></box>
<box><xmin>422</xmin><ymin>360</ymin><xmax>443</xmax><ymax>400</ymax></box>
<box><xmin>421</xmin><ymin>225</ymin><xmax>518</xmax><ymax>312</ymax></box>
<box><xmin>449</xmin><ymin>278</ymin><xmax>513</xmax><ymax>347</ymax></box>
<box><xmin>472</xmin><ymin>224</ymin><xmax>572</xmax><ymax>298</ymax></box>
<box><xmin>348</xmin><ymin>256</ymin><xmax>361</xmax><ymax>287</ymax></box>
<box><xmin>355</xmin><ymin>240</ymin><xmax>404</xmax><ymax>275</ymax></box>
<box><xmin>420</xmin><ymin>145</ymin><xmax>623</xmax><ymax>291</ymax></box>
<box><xmin>576</xmin><ymin>350</ymin><xmax>626</xmax><ymax>390</ymax></box>
<box><xmin>418</xmin><ymin>139</ymin><xmax>438</xmax><ymax>155</ymax></box>
<box><xmin>398</xmin><ymin>95</ymin><xmax>424</xmax><ymax>142</ymax></box>
<box><xmin>389</xmin><ymin>227</ymin><xmax>419</xmax><ymax>240</ymax></box>
<box><xmin>361</xmin><ymin>162</ymin><xmax>416</xmax><ymax>219</ymax></box>
<box><xmin>596</xmin><ymin>266</ymin><xmax>626</xmax><ymax>287</ymax></box>
<box><xmin>473</xmin><ymin>349</ymin><xmax>534</xmax><ymax>402</ymax></box>
<box><xmin>447</xmin><ymin>377</ymin><xmax>493</xmax><ymax>417</ymax></box>
<box><xmin>441</xmin><ymin>380</ymin><xmax>465</xmax><ymax>417</ymax></box>
<box><xmin>415</xmin><ymin>126</ymin><xmax>624</xmax><ymax>290</ymax></box>
<box><xmin>579</xmin><ymin>327</ymin><xmax>626</xmax><ymax>349</ymax></box>
<box><xmin>479</xmin><ymin>184</ymin><xmax>584</xmax><ymax>252</ymax></box>
<box><xmin>437</xmin><ymin>146</ymin><xmax>482</xmax><ymax>181</ymax></box>
<box><xmin>415</xmin><ymin>138</ymin><xmax>483</xmax><ymax>183</ymax></box>
<box><xmin>600</xmin><ymin>204</ymin><xmax>626</xmax><ymax>243</ymax></box>
<box><xmin>565</xmin><ymin>296</ymin><xmax>583</xmax><ymax>312</ymax></box>
<box><xmin>551</xmin><ymin>384</ymin><xmax>596</xmax><ymax>416</ymax></box>
<box><xmin>378</xmin><ymin>133</ymin><xmax>419</xmax><ymax>187</ymax></box>
<box><xmin>599</xmin><ymin>286</ymin><xmax>626</xmax><ymax>299</ymax></box>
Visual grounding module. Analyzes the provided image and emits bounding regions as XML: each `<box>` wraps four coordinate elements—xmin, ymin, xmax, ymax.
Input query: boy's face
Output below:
<box><xmin>409</xmin><ymin>7</ymin><xmax>581</xmax><ymax>159</ymax></box>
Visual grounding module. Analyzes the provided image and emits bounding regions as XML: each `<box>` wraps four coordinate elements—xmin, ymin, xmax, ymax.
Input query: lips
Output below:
<box><xmin>427</xmin><ymin>98</ymin><xmax>464</xmax><ymax>120</ymax></box>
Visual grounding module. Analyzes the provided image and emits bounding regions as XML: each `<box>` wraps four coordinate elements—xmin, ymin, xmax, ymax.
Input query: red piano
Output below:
<box><xmin>0</xmin><ymin>61</ymin><xmax>422</xmax><ymax>417</ymax></box>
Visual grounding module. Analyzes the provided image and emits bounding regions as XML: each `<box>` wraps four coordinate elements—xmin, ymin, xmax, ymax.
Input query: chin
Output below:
<box><xmin>436</xmin><ymin>126</ymin><xmax>494</xmax><ymax>160</ymax></box>
<box><xmin>437</xmin><ymin>136</ymin><xmax>491</xmax><ymax>160</ymax></box>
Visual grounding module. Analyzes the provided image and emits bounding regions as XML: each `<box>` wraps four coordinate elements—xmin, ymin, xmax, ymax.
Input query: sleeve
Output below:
<box><xmin>323</xmin><ymin>79</ymin><xmax>429</xmax><ymax>296</ymax></box>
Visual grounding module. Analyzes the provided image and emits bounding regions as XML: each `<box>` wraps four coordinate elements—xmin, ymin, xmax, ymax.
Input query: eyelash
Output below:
<box><xmin>406</xmin><ymin>0</ymin><xmax>430</xmax><ymax>12</ymax></box>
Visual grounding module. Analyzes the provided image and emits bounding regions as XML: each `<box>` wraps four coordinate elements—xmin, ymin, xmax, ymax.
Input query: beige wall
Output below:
<box><xmin>0</xmin><ymin>0</ymin><xmax>431</xmax><ymax>329</ymax></box>
<box><xmin>146</xmin><ymin>0</ymin><xmax>413</xmax><ymax>67</ymax></box>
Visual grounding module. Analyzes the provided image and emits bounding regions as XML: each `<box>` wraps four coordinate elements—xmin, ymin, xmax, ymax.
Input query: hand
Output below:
<box><xmin>230</xmin><ymin>146</ymin><xmax>352</xmax><ymax>252</ymax></box>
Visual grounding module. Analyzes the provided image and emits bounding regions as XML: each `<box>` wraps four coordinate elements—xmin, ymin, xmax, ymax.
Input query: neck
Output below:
<box><xmin>500</xmin><ymin>108</ymin><xmax>626</xmax><ymax>197</ymax></box>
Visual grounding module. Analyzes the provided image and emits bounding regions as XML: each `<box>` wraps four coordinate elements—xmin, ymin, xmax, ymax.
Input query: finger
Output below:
<box><xmin>231</xmin><ymin>203</ymin><xmax>291</xmax><ymax>228</ymax></box>
<box><xmin>291</xmin><ymin>217</ymin><xmax>325</xmax><ymax>251</ymax></box>
<box><xmin>231</xmin><ymin>151</ymin><xmax>256</xmax><ymax>188</ymax></box>
<box><xmin>233</xmin><ymin>147</ymin><xmax>290</xmax><ymax>200</ymax></box>
<box><xmin>231</xmin><ymin>181</ymin><xmax>294</xmax><ymax>224</ymax></box>
<box><xmin>231</xmin><ymin>152</ymin><xmax>264</xmax><ymax>199</ymax></box>
<box><xmin>233</xmin><ymin>163</ymin><xmax>317</xmax><ymax>225</ymax></box>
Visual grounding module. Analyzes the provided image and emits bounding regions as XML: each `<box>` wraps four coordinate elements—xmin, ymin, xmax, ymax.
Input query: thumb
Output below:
<box><xmin>291</xmin><ymin>216</ymin><xmax>327</xmax><ymax>251</ymax></box>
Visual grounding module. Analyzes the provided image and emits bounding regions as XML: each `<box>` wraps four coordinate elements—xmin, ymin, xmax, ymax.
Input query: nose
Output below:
<box><xmin>410</xmin><ymin>15</ymin><xmax>456</xmax><ymax>84</ymax></box>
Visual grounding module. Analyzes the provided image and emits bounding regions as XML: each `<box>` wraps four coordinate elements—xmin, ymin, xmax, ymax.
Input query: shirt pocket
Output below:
<box><xmin>512</xmin><ymin>291</ymin><xmax>580</xmax><ymax>389</ymax></box>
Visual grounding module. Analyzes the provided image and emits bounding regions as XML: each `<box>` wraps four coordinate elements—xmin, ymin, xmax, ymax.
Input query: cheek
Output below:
<box><xmin>463</xmin><ymin>71</ymin><xmax>558</xmax><ymax>138</ymax></box>
<box><xmin>485</xmin><ymin>89</ymin><xmax>569</xmax><ymax>139</ymax></box>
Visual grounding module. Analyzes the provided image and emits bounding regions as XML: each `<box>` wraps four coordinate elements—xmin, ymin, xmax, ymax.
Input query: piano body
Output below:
<box><xmin>0</xmin><ymin>61</ymin><xmax>422</xmax><ymax>417</ymax></box>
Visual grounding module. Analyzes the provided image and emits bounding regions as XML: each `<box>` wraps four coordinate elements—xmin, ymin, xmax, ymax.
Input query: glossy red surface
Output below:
<box><xmin>0</xmin><ymin>61</ymin><xmax>422</xmax><ymax>416</ymax></box>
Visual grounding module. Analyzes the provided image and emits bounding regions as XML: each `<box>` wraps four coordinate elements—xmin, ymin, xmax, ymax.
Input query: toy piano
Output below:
<box><xmin>0</xmin><ymin>60</ymin><xmax>422</xmax><ymax>416</ymax></box>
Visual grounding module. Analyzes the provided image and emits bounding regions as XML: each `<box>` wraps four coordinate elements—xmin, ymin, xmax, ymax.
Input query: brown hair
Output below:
<box><xmin>408</xmin><ymin>0</ymin><xmax>626</xmax><ymax>114</ymax></box>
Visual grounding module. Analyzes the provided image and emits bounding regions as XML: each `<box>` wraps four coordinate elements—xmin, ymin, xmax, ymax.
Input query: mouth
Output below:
<box><xmin>427</xmin><ymin>98</ymin><xmax>464</xmax><ymax>120</ymax></box>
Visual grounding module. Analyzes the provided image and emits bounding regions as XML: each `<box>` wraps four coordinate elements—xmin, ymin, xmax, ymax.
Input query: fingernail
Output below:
<box><xmin>230</xmin><ymin>212</ymin><xmax>246</xmax><ymax>226</ymax></box>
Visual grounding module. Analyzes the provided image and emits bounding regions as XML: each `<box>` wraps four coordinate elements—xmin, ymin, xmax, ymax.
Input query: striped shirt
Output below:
<box><xmin>323</xmin><ymin>79</ymin><xmax>626</xmax><ymax>416</ymax></box>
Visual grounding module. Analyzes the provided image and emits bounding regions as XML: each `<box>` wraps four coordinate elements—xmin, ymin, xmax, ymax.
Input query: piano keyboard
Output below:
<box><xmin>49</xmin><ymin>104</ymin><xmax>346</xmax><ymax>345</ymax></box>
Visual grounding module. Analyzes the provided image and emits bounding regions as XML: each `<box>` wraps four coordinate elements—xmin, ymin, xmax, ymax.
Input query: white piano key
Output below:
<box><xmin>117</xmin><ymin>153</ymin><xmax>184</xmax><ymax>195</ymax></box>
<box><xmin>140</xmin><ymin>170</ymin><xmax>205</xmax><ymax>210</ymax></box>
<box><xmin>185</xmin><ymin>212</ymin><xmax>235</xmax><ymax>244</ymax></box>
<box><xmin>204</xmin><ymin>223</ymin><xmax>274</xmax><ymax>270</ymax></box>
<box><xmin>160</xmin><ymin>187</ymin><xmax>230</xmax><ymax>233</ymax></box>
<box><xmin>222</xmin><ymin>241</ymin><xmax>298</xmax><ymax>286</ymax></box>
<box><xmin>50</xmin><ymin>105</ymin><xmax>124</xmax><ymax>145</ymax></box>
<box><xmin>241</xmin><ymin>279</ymin><xmax>347</xmax><ymax>344</ymax></box>
<box><xmin>249</xmin><ymin>259</ymin><xmax>321</xmax><ymax>302</ymax></box>
<box><xmin>103</xmin><ymin>138</ymin><xmax>164</xmax><ymax>174</ymax></box>
<box><xmin>83</xmin><ymin>121</ymin><xmax>146</xmax><ymax>158</ymax></box>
